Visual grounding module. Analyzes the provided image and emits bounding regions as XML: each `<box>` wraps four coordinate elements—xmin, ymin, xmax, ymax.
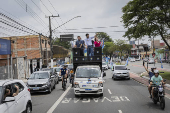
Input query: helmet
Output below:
<box><xmin>154</xmin><ymin>70</ymin><xmax>159</xmax><ymax>74</ymax></box>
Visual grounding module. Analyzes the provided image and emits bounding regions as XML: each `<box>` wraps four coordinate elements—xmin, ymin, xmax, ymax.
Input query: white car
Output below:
<box><xmin>112</xmin><ymin>65</ymin><xmax>130</xmax><ymax>80</ymax></box>
<box><xmin>74</xmin><ymin>65</ymin><xmax>106</xmax><ymax>97</ymax></box>
<box><xmin>102</xmin><ymin>62</ymin><xmax>108</xmax><ymax>70</ymax></box>
<box><xmin>0</xmin><ymin>79</ymin><xmax>32</xmax><ymax>113</ymax></box>
<box><xmin>148</xmin><ymin>58</ymin><xmax>155</xmax><ymax>64</ymax></box>
<box><xmin>130</xmin><ymin>58</ymin><xmax>135</xmax><ymax>62</ymax></box>
<box><xmin>53</xmin><ymin>67</ymin><xmax>62</xmax><ymax>81</ymax></box>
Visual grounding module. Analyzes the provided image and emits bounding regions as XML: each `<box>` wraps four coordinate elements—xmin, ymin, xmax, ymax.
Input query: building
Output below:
<box><xmin>151</xmin><ymin>40</ymin><xmax>165</xmax><ymax>49</ymax></box>
<box><xmin>130</xmin><ymin>44</ymin><xmax>148</xmax><ymax>58</ymax></box>
<box><xmin>0</xmin><ymin>35</ymin><xmax>51</xmax><ymax>79</ymax></box>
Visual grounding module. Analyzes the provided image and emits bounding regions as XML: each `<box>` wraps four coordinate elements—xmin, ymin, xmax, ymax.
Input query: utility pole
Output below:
<box><xmin>39</xmin><ymin>33</ymin><xmax>43</xmax><ymax>68</ymax></box>
<box><xmin>48</xmin><ymin>15</ymin><xmax>59</xmax><ymax>68</ymax></box>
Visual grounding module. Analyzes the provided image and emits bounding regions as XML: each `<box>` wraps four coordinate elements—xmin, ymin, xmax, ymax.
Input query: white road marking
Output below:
<box><xmin>108</xmin><ymin>89</ymin><xmax>112</xmax><ymax>94</ymax></box>
<box><xmin>93</xmin><ymin>98</ymin><xmax>99</xmax><ymax>102</ymax></box>
<box><xmin>165</xmin><ymin>95</ymin><xmax>170</xmax><ymax>100</ymax></box>
<box><xmin>120</xmin><ymin>96</ymin><xmax>130</xmax><ymax>101</ymax></box>
<box><xmin>74</xmin><ymin>98</ymin><xmax>80</xmax><ymax>103</ymax></box>
<box><xmin>47</xmin><ymin>85</ymin><xmax>71</xmax><ymax>113</ymax></box>
<box><xmin>61</xmin><ymin>98</ymin><xmax>72</xmax><ymax>103</ymax></box>
<box><xmin>101</xmin><ymin>97</ymin><xmax>112</xmax><ymax>102</ymax></box>
<box><xmin>111</xmin><ymin>96</ymin><xmax>121</xmax><ymax>102</ymax></box>
<box><xmin>118</xmin><ymin>110</ymin><xmax>122</xmax><ymax>113</ymax></box>
<box><xmin>82</xmin><ymin>98</ymin><xmax>90</xmax><ymax>103</ymax></box>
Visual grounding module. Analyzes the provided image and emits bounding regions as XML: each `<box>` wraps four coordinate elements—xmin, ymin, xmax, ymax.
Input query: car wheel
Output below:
<box><xmin>53</xmin><ymin>84</ymin><xmax>56</xmax><ymax>89</ymax></box>
<box><xmin>48</xmin><ymin>87</ymin><xmax>52</xmax><ymax>94</ymax></box>
<box><xmin>26</xmin><ymin>103</ymin><xmax>32</xmax><ymax>113</ymax></box>
<box><xmin>127</xmin><ymin>78</ymin><xmax>130</xmax><ymax>80</ymax></box>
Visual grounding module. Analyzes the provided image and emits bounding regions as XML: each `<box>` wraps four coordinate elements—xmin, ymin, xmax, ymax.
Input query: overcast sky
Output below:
<box><xmin>0</xmin><ymin>0</ymin><xmax>163</xmax><ymax>45</ymax></box>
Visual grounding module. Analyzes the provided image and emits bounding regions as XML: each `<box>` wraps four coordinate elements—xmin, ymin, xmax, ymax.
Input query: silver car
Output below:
<box><xmin>112</xmin><ymin>65</ymin><xmax>130</xmax><ymax>80</ymax></box>
<box><xmin>27</xmin><ymin>71</ymin><xmax>56</xmax><ymax>93</ymax></box>
<box><xmin>147</xmin><ymin>58</ymin><xmax>155</xmax><ymax>64</ymax></box>
<box><xmin>102</xmin><ymin>62</ymin><xmax>108</xmax><ymax>70</ymax></box>
<box><xmin>53</xmin><ymin>67</ymin><xmax>62</xmax><ymax>81</ymax></box>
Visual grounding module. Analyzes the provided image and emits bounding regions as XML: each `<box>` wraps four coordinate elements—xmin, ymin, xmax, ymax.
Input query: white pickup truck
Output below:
<box><xmin>74</xmin><ymin>65</ymin><xmax>106</xmax><ymax>97</ymax></box>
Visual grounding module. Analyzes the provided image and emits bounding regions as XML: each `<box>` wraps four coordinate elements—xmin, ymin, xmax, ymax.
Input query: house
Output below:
<box><xmin>0</xmin><ymin>35</ymin><xmax>50</xmax><ymax>79</ymax></box>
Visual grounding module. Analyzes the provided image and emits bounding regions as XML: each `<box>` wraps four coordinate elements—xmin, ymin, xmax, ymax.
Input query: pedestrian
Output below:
<box><xmin>74</xmin><ymin>36</ymin><xmax>85</xmax><ymax>56</ymax></box>
<box><xmin>84</xmin><ymin>33</ymin><xmax>96</xmax><ymax>56</ymax></box>
<box><xmin>94</xmin><ymin>36</ymin><xmax>102</xmax><ymax>47</ymax></box>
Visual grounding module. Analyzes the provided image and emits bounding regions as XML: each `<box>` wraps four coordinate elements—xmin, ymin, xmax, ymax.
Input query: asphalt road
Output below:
<box><xmin>31</xmin><ymin>66</ymin><xmax>170</xmax><ymax>113</ymax></box>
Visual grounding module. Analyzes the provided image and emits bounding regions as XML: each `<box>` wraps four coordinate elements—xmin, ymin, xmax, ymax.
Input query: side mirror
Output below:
<box><xmin>3</xmin><ymin>97</ymin><xmax>15</xmax><ymax>103</ymax></box>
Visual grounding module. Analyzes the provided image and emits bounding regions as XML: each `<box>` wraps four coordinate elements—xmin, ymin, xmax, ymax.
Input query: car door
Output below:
<box><xmin>12</xmin><ymin>82</ymin><xmax>26</xmax><ymax>113</ymax></box>
<box><xmin>1</xmin><ymin>84</ymin><xmax>17</xmax><ymax>113</ymax></box>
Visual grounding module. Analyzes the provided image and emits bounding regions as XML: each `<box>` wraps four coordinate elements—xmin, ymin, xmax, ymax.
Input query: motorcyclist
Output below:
<box><xmin>150</xmin><ymin>70</ymin><xmax>165</xmax><ymax>99</ymax></box>
<box><xmin>143</xmin><ymin>63</ymin><xmax>156</xmax><ymax>98</ymax></box>
<box><xmin>59</xmin><ymin>65</ymin><xmax>68</xmax><ymax>88</ymax></box>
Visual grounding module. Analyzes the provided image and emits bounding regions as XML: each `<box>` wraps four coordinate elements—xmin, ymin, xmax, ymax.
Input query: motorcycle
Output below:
<box><xmin>151</xmin><ymin>79</ymin><xmax>166</xmax><ymax>110</ymax></box>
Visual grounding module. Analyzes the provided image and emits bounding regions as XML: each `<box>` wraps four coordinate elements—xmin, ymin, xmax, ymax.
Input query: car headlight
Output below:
<box><xmin>74</xmin><ymin>82</ymin><xmax>79</xmax><ymax>88</ymax></box>
<box><xmin>98</xmin><ymin>81</ymin><xmax>103</xmax><ymax>87</ymax></box>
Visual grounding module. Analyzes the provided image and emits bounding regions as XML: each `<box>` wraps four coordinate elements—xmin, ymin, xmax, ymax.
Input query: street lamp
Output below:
<box><xmin>53</xmin><ymin>16</ymin><xmax>81</xmax><ymax>32</ymax></box>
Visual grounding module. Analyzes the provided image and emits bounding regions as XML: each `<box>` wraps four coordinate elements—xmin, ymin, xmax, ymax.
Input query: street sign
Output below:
<box><xmin>152</xmin><ymin>53</ymin><xmax>155</xmax><ymax>57</ymax></box>
<box><xmin>60</xmin><ymin>34</ymin><xmax>74</xmax><ymax>41</ymax></box>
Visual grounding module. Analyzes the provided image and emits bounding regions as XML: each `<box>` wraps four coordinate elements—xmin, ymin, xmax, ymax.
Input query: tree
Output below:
<box><xmin>103</xmin><ymin>42</ymin><xmax>114</xmax><ymax>56</ymax></box>
<box><xmin>122</xmin><ymin>0</ymin><xmax>170</xmax><ymax>50</ymax></box>
<box><xmin>157</xmin><ymin>49</ymin><xmax>165</xmax><ymax>54</ymax></box>
<box><xmin>96</xmin><ymin>32</ymin><xmax>113</xmax><ymax>42</ymax></box>
<box><xmin>52</xmin><ymin>38</ymin><xmax>71</xmax><ymax>49</ymax></box>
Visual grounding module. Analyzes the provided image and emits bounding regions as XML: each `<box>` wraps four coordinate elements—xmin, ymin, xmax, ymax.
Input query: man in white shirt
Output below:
<box><xmin>84</xmin><ymin>33</ymin><xmax>96</xmax><ymax>56</ymax></box>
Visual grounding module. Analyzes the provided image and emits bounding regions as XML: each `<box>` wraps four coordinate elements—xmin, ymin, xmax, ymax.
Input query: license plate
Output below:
<box><xmin>33</xmin><ymin>87</ymin><xmax>39</xmax><ymax>90</ymax></box>
<box><xmin>120</xmin><ymin>75</ymin><xmax>124</xmax><ymax>77</ymax></box>
<box><xmin>85</xmin><ymin>89</ymin><xmax>92</xmax><ymax>91</ymax></box>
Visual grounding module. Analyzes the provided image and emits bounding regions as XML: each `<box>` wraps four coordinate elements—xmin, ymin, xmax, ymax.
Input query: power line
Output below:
<box><xmin>0</xmin><ymin>8</ymin><xmax>40</xmax><ymax>33</ymax></box>
<box><xmin>39</xmin><ymin>0</ymin><xmax>66</xmax><ymax>34</ymax></box>
<box><xmin>47</xmin><ymin>0</ymin><xmax>68</xmax><ymax>32</ymax></box>
<box><xmin>15</xmin><ymin>0</ymin><xmax>47</xmax><ymax>29</ymax></box>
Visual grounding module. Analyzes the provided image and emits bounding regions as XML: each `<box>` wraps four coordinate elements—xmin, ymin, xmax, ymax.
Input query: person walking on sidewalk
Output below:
<box><xmin>143</xmin><ymin>64</ymin><xmax>156</xmax><ymax>98</ymax></box>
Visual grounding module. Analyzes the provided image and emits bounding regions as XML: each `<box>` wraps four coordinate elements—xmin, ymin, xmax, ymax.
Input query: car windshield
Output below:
<box><xmin>76</xmin><ymin>67</ymin><xmax>101</xmax><ymax>78</ymax></box>
<box><xmin>0</xmin><ymin>86</ymin><xmax>2</xmax><ymax>103</ymax></box>
<box><xmin>68</xmin><ymin>65</ymin><xmax>73</xmax><ymax>69</ymax></box>
<box><xmin>29</xmin><ymin>72</ymin><xmax>49</xmax><ymax>79</ymax></box>
<box><xmin>42</xmin><ymin>68</ymin><xmax>52</xmax><ymax>72</ymax></box>
<box><xmin>115</xmin><ymin>66</ymin><xmax>127</xmax><ymax>70</ymax></box>
<box><xmin>54</xmin><ymin>68</ymin><xmax>61</xmax><ymax>72</ymax></box>
<box><xmin>102</xmin><ymin>62</ymin><xmax>106</xmax><ymax>65</ymax></box>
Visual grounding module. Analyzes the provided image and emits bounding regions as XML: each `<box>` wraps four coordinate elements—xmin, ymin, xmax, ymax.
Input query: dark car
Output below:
<box><xmin>41</xmin><ymin>68</ymin><xmax>59</xmax><ymax>84</ymax></box>
<box><xmin>27</xmin><ymin>71</ymin><xmax>55</xmax><ymax>93</ymax></box>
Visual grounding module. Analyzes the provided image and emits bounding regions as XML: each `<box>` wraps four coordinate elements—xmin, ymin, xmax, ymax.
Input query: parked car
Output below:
<box><xmin>102</xmin><ymin>62</ymin><xmax>108</xmax><ymax>70</ymax></box>
<box><xmin>130</xmin><ymin>58</ymin><xmax>135</xmax><ymax>62</ymax></box>
<box><xmin>112</xmin><ymin>65</ymin><xmax>130</xmax><ymax>80</ymax></box>
<box><xmin>0</xmin><ymin>80</ymin><xmax>32</xmax><ymax>113</ymax></box>
<box><xmin>53</xmin><ymin>67</ymin><xmax>62</xmax><ymax>81</ymax></box>
<box><xmin>143</xmin><ymin>57</ymin><xmax>148</xmax><ymax>62</ymax></box>
<box><xmin>135</xmin><ymin>57</ymin><xmax>140</xmax><ymax>61</ymax></box>
<box><xmin>41</xmin><ymin>68</ymin><xmax>59</xmax><ymax>84</ymax></box>
<box><xmin>27</xmin><ymin>71</ymin><xmax>56</xmax><ymax>93</ymax></box>
<box><xmin>147</xmin><ymin>58</ymin><xmax>155</xmax><ymax>64</ymax></box>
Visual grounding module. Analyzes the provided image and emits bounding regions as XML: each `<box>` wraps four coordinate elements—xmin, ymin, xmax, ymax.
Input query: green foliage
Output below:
<box><xmin>157</xmin><ymin>49</ymin><xmax>165</xmax><ymax>54</ymax></box>
<box><xmin>122</xmin><ymin>0</ymin><xmax>170</xmax><ymax>50</ymax></box>
<box><xmin>96</xmin><ymin>32</ymin><xmax>113</xmax><ymax>42</ymax></box>
<box><xmin>52</xmin><ymin>38</ymin><xmax>71</xmax><ymax>49</ymax></box>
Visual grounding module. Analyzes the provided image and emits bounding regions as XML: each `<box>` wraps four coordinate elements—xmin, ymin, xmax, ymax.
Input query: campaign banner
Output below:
<box><xmin>0</xmin><ymin>39</ymin><xmax>11</xmax><ymax>55</ymax></box>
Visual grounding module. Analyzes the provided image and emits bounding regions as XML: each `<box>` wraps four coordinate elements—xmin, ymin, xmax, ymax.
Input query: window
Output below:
<box><xmin>0</xmin><ymin>86</ymin><xmax>2</xmax><ymax>103</ymax></box>
<box><xmin>115</xmin><ymin>66</ymin><xmax>127</xmax><ymax>70</ymax></box>
<box><xmin>29</xmin><ymin>72</ymin><xmax>49</xmax><ymax>79</ymax></box>
<box><xmin>76</xmin><ymin>67</ymin><xmax>101</xmax><ymax>78</ymax></box>
<box><xmin>12</xmin><ymin>82</ymin><xmax>24</xmax><ymax>93</ymax></box>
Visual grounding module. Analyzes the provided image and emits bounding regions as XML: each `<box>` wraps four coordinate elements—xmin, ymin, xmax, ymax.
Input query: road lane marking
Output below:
<box><xmin>111</xmin><ymin>96</ymin><xmax>121</xmax><ymax>102</ymax></box>
<box><xmin>62</xmin><ymin>98</ymin><xmax>72</xmax><ymax>103</ymax></box>
<box><xmin>101</xmin><ymin>97</ymin><xmax>112</xmax><ymax>102</ymax></box>
<box><xmin>47</xmin><ymin>85</ymin><xmax>71</xmax><ymax>113</ymax></box>
<box><xmin>108</xmin><ymin>89</ymin><xmax>112</xmax><ymax>94</ymax></box>
<box><xmin>118</xmin><ymin>110</ymin><xmax>122</xmax><ymax>113</ymax></box>
<box><xmin>82</xmin><ymin>98</ymin><xmax>90</xmax><ymax>103</ymax></box>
